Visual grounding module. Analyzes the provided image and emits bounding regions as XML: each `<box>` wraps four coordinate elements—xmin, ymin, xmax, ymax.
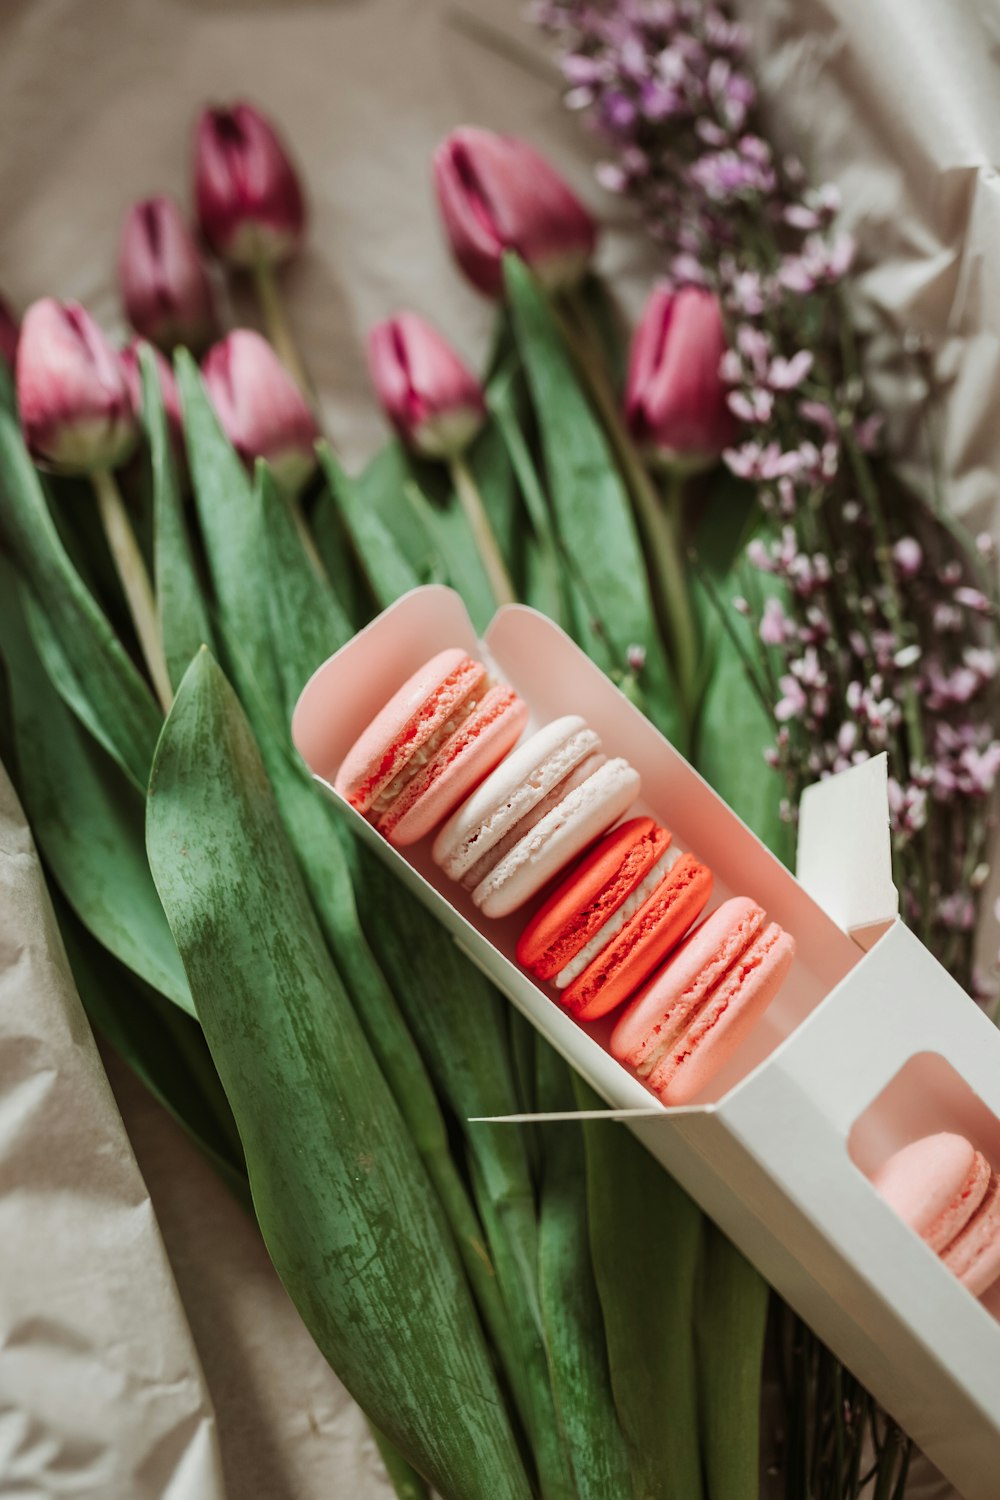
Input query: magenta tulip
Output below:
<box><xmin>194</xmin><ymin>103</ymin><xmax>306</xmax><ymax>268</ymax></box>
<box><xmin>17</xmin><ymin>299</ymin><xmax>137</xmax><ymax>473</ymax></box>
<box><xmin>118</xmin><ymin>196</ymin><xmax>216</xmax><ymax>353</ymax></box>
<box><xmin>0</xmin><ymin>295</ymin><xmax>19</xmax><ymax>369</ymax></box>
<box><xmin>432</xmin><ymin>127</ymin><xmax>596</xmax><ymax>297</ymax></box>
<box><xmin>201</xmin><ymin>330</ymin><xmax>318</xmax><ymax>494</ymax></box>
<box><xmin>120</xmin><ymin>339</ymin><xmax>184</xmax><ymax>454</ymax></box>
<box><xmin>368</xmin><ymin>313</ymin><xmax>485</xmax><ymax>458</ymax></box>
<box><xmin>625</xmin><ymin>285</ymin><xmax>735</xmax><ymax>470</ymax></box>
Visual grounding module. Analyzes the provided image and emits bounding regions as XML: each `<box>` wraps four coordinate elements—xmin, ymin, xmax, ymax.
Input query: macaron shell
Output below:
<box><xmin>380</xmin><ymin>687</ymin><xmax>529</xmax><ymax>846</ymax></box>
<box><xmin>610</xmin><ymin>897</ymin><xmax>765</xmax><ymax>1070</ymax></box>
<box><xmin>563</xmin><ymin>853</ymin><xmax>713</xmax><ymax>1021</ymax></box>
<box><xmin>942</xmin><ymin>1172</ymin><xmax>1000</xmax><ymax>1297</ymax></box>
<box><xmin>432</xmin><ymin>715</ymin><xmax>593</xmax><ymax>876</ymax></box>
<box><xmin>872</xmin><ymin>1134</ymin><xmax>986</xmax><ymax>1250</ymax></box>
<box><xmin>461</xmin><ymin>752</ymin><xmax>606</xmax><ymax>892</ymax></box>
<box><xmin>335</xmin><ymin>648</ymin><xmax>484</xmax><ymax>813</ymax></box>
<box><xmin>651</xmin><ymin>923</ymin><xmax>796</xmax><ymax>1104</ymax></box>
<box><xmin>517</xmin><ymin>817</ymin><xmax>670</xmax><ymax>980</ymax></box>
<box><xmin>474</xmin><ymin>758</ymin><xmax>641</xmax><ymax>919</ymax></box>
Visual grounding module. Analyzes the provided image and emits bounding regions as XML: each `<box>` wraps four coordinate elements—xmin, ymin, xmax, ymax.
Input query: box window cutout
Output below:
<box><xmin>848</xmin><ymin>1052</ymin><xmax>1000</xmax><ymax>1321</ymax></box>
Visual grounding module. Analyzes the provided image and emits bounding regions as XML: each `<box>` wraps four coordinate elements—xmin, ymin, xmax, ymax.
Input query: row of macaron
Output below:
<box><xmin>335</xmin><ymin>648</ymin><xmax>796</xmax><ymax>1105</ymax></box>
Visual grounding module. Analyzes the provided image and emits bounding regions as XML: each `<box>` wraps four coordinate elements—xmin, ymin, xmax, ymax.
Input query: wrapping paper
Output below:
<box><xmin>0</xmin><ymin>0</ymin><xmax>996</xmax><ymax>1493</ymax></box>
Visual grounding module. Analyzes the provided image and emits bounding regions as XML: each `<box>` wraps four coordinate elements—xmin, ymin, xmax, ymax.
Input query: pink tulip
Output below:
<box><xmin>194</xmin><ymin>103</ymin><xmax>306</xmax><ymax>268</ymax></box>
<box><xmin>0</xmin><ymin>294</ymin><xmax>19</xmax><ymax>370</ymax></box>
<box><xmin>368</xmin><ymin>313</ymin><xmax>485</xmax><ymax>459</ymax></box>
<box><xmin>120</xmin><ymin>339</ymin><xmax>184</xmax><ymax>454</ymax></box>
<box><xmin>16</xmin><ymin>299</ymin><xmax>137</xmax><ymax>473</ymax></box>
<box><xmin>118</xmin><ymin>196</ymin><xmax>216</xmax><ymax>353</ymax></box>
<box><xmin>433</xmin><ymin>127</ymin><xmax>596</xmax><ymax>298</ymax></box>
<box><xmin>201</xmin><ymin>330</ymin><xmax>318</xmax><ymax>494</ymax></box>
<box><xmin>625</xmin><ymin>285</ymin><xmax>735</xmax><ymax>470</ymax></box>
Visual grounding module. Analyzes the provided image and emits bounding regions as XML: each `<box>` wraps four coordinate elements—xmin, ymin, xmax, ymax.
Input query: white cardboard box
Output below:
<box><xmin>292</xmin><ymin>585</ymin><xmax>1000</xmax><ymax>1499</ymax></box>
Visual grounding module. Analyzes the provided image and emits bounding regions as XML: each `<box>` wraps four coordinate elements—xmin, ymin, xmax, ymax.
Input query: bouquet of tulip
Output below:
<box><xmin>1</xmin><ymin>5</ymin><xmax>997</xmax><ymax>1495</ymax></box>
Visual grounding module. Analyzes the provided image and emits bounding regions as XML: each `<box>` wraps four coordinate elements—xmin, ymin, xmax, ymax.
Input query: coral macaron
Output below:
<box><xmin>334</xmin><ymin>648</ymin><xmax>528</xmax><ymax>846</ymax></box>
<box><xmin>611</xmin><ymin>896</ymin><xmax>795</xmax><ymax>1104</ymax></box>
<box><xmin>517</xmin><ymin>817</ymin><xmax>713</xmax><ymax>1021</ymax></box>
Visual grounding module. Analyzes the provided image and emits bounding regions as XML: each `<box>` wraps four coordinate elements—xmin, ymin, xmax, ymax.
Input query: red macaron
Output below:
<box><xmin>516</xmin><ymin>816</ymin><xmax>713</xmax><ymax>1021</ymax></box>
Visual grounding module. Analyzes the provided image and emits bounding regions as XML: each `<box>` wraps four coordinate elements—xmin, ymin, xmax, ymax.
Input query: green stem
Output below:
<box><xmin>251</xmin><ymin>261</ymin><xmax>315</xmax><ymax>406</ymax></box>
<box><xmin>90</xmin><ymin>468</ymin><xmax>172</xmax><ymax>714</ymax></box>
<box><xmin>449</xmin><ymin>452</ymin><xmax>517</xmax><ymax>606</ymax></box>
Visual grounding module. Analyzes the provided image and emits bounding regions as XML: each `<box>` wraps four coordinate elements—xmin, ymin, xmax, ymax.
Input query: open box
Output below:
<box><xmin>293</xmin><ymin>585</ymin><xmax>1000</xmax><ymax>1499</ymax></box>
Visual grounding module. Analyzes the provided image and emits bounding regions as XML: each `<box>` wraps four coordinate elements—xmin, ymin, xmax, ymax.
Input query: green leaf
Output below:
<box><xmin>310</xmin><ymin>488</ymin><xmax>373</xmax><ymax>630</ymax></box>
<box><xmin>695</xmin><ymin>1222</ymin><xmax>768</xmax><ymax>1500</ymax></box>
<box><xmin>174</xmin><ymin>349</ymin><xmax>280</xmax><ymax>707</ymax></box>
<box><xmin>0</xmin><ymin>566</ymin><xmax>194</xmax><ymax>1014</ymax></box>
<box><xmin>505</xmin><ymin>255</ymin><xmax>680</xmax><ymax>742</ymax></box>
<box><xmin>256</xmin><ymin>461</ymin><xmax>353</xmax><ymax>717</ymax></box>
<box><xmin>318</xmin><ymin>442</ymin><xmax>421</xmax><ymax>608</ymax></box>
<box><xmin>576</xmin><ymin>1079</ymin><xmax>704</xmax><ymax>1500</ymax></box>
<box><xmin>146</xmin><ymin>651</ymin><xmax>531</xmax><ymax>1500</ymax></box>
<box><xmin>0</xmin><ymin>400</ymin><xmax>161</xmax><ymax>790</ymax></box>
<box><xmin>403</xmin><ymin>477</ymin><xmax>497</xmax><ymax>632</ymax></box>
<box><xmin>143</xmin><ymin>343</ymin><xmax>217</xmax><ymax>688</ymax></box>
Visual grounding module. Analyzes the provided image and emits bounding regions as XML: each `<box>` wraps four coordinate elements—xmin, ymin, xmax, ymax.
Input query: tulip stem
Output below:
<box><xmin>556</xmin><ymin>291</ymin><xmax>700</xmax><ymax>723</ymax></box>
<box><xmin>91</xmin><ymin>468</ymin><xmax>172</xmax><ymax>714</ymax></box>
<box><xmin>251</xmin><ymin>261</ymin><xmax>316</xmax><ymax>408</ymax></box>
<box><xmin>448</xmin><ymin>453</ymin><xmax>517</xmax><ymax>607</ymax></box>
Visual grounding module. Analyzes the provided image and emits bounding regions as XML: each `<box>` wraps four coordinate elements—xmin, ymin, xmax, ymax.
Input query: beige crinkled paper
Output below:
<box><xmin>0</xmin><ymin>762</ymin><xmax>225</xmax><ymax>1500</ymax></box>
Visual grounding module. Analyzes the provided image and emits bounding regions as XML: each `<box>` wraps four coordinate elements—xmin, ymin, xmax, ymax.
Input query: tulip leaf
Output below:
<box><xmin>575</xmin><ymin>1078</ymin><xmax>704</xmax><ymax>1500</ymax></box>
<box><xmin>310</xmin><ymin>490</ymin><xmax>372</xmax><ymax>630</ymax></box>
<box><xmin>146</xmin><ymin>649</ymin><xmax>532</xmax><ymax>1500</ymax></box>
<box><xmin>359</xmin><ymin>440</ymin><xmax>439</xmax><ymax>570</ymax></box>
<box><xmin>696</xmin><ymin>1221</ymin><xmax>769</xmax><ymax>1500</ymax></box>
<box><xmin>0</xmin><ymin>401</ymin><xmax>161</xmax><ymax>790</ymax></box>
<box><xmin>317</xmin><ymin>442</ymin><xmax>421</xmax><ymax>607</ymax></box>
<box><xmin>143</xmin><ymin>344</ymin><xmax>217</xmax><ymax>688</ymax></box>
<box><xmin>174</xmin><ymin>349</ymin><xmax>281</xmax><ymax>707</ymax></box>
<box><xmin>255</xmin><ymin>461</ymin><xmax>352</xmax><ymax>716</ymax></box>
<box><xmin>403</xmin><ymin>477</ymin><xmax>497</xmax><ymax>632</ymax></box>
<box><xmin>504</xmin><ymin>255</ymin><xmax>681</xmax><ymax>744</ymax></box>
<box><xmin>0</xmin><ymin>567</ymin><xmax>195</xmax><ymax>1015</ymax></box>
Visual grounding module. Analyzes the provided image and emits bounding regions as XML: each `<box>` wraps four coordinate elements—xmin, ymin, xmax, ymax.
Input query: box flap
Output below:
<box><xmin>796</xmin><ymin>754</ymin><xmax>898</xmax><ymax>940</ymax></box>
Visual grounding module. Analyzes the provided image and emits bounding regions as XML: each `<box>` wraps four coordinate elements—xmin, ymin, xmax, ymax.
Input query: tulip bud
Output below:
<box><xmin>368</xmin><ymin>313</ymin><xmax>485</xmax><ymax>459</ymax></box>
<box><xmin>625</xmin><ymin>285</ymin><xmax>735</xmax><ymax>471</ymax></box>
<box><xmin>432</xmin><ymin>127</ymin><xmax>596</xmax><ymax>298</ymax></box>
<box><xmin>17</xmin><ymin>299</ymin><xmax>137</xmax><ymax>473</ymax></box>
<box><xmin>118</xmin><ymin>196</ymin><xmax>216</xmax><ymax>353</ymax></box>
<box><xmin>194</xmin><ymin>102</ymin><xmax>306</xmax><ymax>268</ymax></box>
<box><xmin>120</xmin><ymin>339</ymin><xmax>184</xmax><ymax>455</ymax></box>
<box><xmin>0</xmin><ymin>294</ymin><xmax>19</xmax><ymax>370</ymax></box>
<box><xmin>201</xmin><ymin>330</ymin><xmax>318</xmax><ymax>495</ymax></box>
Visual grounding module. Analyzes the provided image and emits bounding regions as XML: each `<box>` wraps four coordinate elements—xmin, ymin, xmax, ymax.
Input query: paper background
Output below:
<box><xmin>1</xmin><ymin>0</ymin><xmax>996</xmax><ymax>1493</ymax></box>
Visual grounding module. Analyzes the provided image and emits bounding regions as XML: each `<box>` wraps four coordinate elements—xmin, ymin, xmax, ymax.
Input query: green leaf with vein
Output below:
<box><xmin>0</xmin><ymin>399</ymin><xmax>161</xmax><ymax>790</ymax></box>
<box><xmin>696</xmin><ymin>1222</ymin><xmax>768</xmax><ymax>1500</ymax></box>
<box><xmin>143</xmin><ymin>343</ymin><xmax>216</xmax><ymax>688</ymax></box>
<box><xmin>318</xmin><ymin>442</ymin><xmax>421</xmax><ymax>608</ymax></box>
<box><xmin>505</xmin><ymin>255</ymin><xmax>681</xmax><ymax>744</ymax></box>
<box><xmin>146</xmin><ymin>650</ymin><xmax>531</xmax><ymax>1500</ymax></box>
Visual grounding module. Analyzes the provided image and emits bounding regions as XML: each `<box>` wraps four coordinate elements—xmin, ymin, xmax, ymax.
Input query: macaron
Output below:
<box><xmin>872</xmin><ymin>1133</ymin><xmax>1000</xmax><ymax>1298</ymax></box>
<box><xmin>334</xmin><ymin>648</ymin><xmax>528</xmax><ymax>846</ymax></box>
<box><xmin>433</xmin><ymin>715</ymin><xmax>640</xmax><ymax>918</ymax></box>
<box><xmin>610</xmin><ymin>896</ymin><xmax>795</xmax><ymax>1105</ymax></box>
<box><xmin>517</xmin><ymin>817</ymin><xmax>713</xmax><ymax>1021</ymax></box>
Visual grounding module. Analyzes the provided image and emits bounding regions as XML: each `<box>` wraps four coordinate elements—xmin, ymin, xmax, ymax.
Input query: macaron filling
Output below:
<box><xmin>368</xmin><ymin>669</ymin><xmax>490</xmax><ymax>821</ymax></box>
<box><xmin>461</xmin><ymin>751</ymin><xmax>606</xmax><ymax>893</ymax></box>
<box><xmin>555</xmin><ymin>847</ymin><xmax>681</xmax><ymax>988</ymax></box>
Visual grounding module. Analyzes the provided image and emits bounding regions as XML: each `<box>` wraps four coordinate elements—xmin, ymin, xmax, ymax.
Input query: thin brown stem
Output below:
<box><xmin>449</xmin><ymin>453</ymin><xmax>516</xmax><ymax>606</ymax></box>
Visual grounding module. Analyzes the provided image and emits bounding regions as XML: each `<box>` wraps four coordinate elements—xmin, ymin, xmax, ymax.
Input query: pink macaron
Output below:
<box><xmin>872</xmin><ymin>1133</ymin><xmax>1000</xmax><ymax>1298</ymax></box>
<box><xmin>334</xmin><ymin>648</ymin><xmax>528</xmax><ymax>846</ymax></box>
<box><xmin>610</xmin><ymin>896</ymin><xmax>795</xmax><ymax>1105</ymax></box>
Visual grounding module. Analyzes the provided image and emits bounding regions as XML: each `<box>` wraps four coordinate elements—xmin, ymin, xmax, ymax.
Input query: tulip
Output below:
<box><xmin>625</xmin><ymin>285</ymin><xmax>734</xmax><ymax>471</ymax></box>
<box><xmin>120</xmin><ymin>339</ymin><xmax>184</xmax><ymax>455</ymax></box>
<box><xmin>118</xmin><ymin>196</ymin><xmax>216</xmax><ymax>353</ymax></box>
<box><xmin>201</xmin><ymin>329</ymin><xmax>319</xmax><ymax>495</ymax></box>
<box><xmin>0</xmin><ymin>294</ymin><xmax>19</xmax><ymax>370</ymax></box>
<box><xmin>432</xmin><ymin>127</ymin><xmax>596</xmax><ymax>297</ymax></box>
<box><xmin>368</xmin><ymin>312</ymin><xmax>485</xmax><ymax>459</ymax></box>
<box><xmin>16</xmin><ymin>298</ymin><xmax>137</xmax><ymax>473</ymax></box>
<box><xmin>194</xmin><ymin>102</ymin><xmax>306</xmax><ymax>268</ymax></box>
